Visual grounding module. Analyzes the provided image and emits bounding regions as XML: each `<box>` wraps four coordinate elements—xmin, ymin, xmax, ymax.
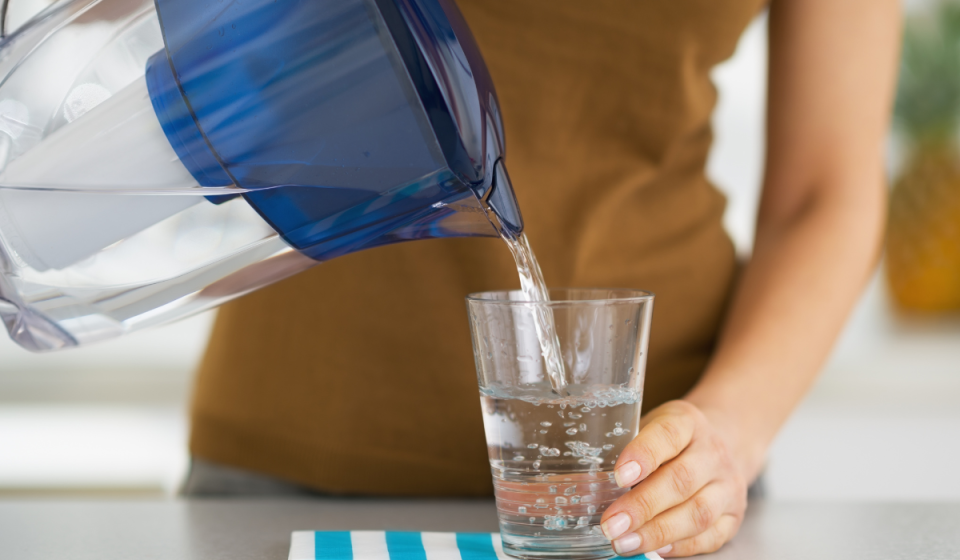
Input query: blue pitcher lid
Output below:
<box><xmin>145</xmin><ymin>0</ymin><xmax>520</xmax><ymax>258</ymax></box>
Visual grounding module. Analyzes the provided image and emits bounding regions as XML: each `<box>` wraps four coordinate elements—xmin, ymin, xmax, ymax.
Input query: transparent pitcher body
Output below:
<box><xmin>0</xmin><ymin>0</ymin><xmax>522</xmax><ymax>351</ymax></box>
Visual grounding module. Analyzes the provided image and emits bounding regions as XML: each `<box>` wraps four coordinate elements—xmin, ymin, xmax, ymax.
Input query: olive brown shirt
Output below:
<box><xmin>190</xmin><ymin>0</ymin><xmax>763</xmax><ymax>496</ymax></box>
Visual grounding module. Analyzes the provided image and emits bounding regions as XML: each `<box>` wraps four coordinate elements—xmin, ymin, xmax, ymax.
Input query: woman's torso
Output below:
<box><xmin>189</xmin><ymin>0</ymin><xmax>763</xmax><ymax>496</ymax></box>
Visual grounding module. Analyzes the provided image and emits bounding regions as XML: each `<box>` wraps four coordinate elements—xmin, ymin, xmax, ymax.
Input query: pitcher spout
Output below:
<box><xmin>484</xmin><ymin>159</ymin><xmax>523</xmax><ymax>237</ymax></box>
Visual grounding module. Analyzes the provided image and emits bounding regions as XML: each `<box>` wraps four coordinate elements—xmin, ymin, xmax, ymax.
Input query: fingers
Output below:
<box><xmin>602</xmin><ymin>435</ymin><xmax>718</xmax><ymax>541</ymax></box>
<box><xmin>660</xmin><ymin>513</ymin><xmax>743</xmax><ymax>557</ymax></box>
<box><xmin>608</xmin><ymin>491</ymin><xmax>741</xmax><ymax>559</ymax></box>
<box><xmin>598</xmin><ymin>400</ymin><xmax>746</xmax><ymax>557</ymax></box>
<box><xmin>612</xmin><ymin>401</ymin><xmax>700</xmax><ymax>488</ymax></box>
<box><xmin>623</xmin><ymin>482</ymin><xmax>730</xmax><ymax>555</ymax></box>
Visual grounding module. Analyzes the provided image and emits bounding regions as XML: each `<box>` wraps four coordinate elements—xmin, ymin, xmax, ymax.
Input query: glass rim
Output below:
<box><xmin>465</xmin><ymin>287</ymin><xmax>655</xmax><ymax>306</ymax></box>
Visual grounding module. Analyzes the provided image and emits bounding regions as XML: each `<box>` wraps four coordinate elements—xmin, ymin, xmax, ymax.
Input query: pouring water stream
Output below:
<box><xmin>499</xmin><ymin>229</ymin><xmax>569</xmax><ymax>397</ymax></box>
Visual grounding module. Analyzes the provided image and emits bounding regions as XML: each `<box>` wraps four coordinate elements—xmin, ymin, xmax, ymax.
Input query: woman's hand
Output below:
<box><xmin>598</xmin><ymin>400</ymin><xmax>749</xmax><ymax>557</ymax></box>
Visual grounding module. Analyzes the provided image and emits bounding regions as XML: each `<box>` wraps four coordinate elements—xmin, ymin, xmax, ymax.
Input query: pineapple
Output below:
<box><xmin>886</xmin><ymin>0</ymin><xmax>960</xmax><ymax>312</ymax></box>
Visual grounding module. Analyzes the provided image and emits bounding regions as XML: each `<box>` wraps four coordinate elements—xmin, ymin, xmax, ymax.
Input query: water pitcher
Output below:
<box><xmin>0</xmin><ymin>0</ymin><xmax>522</xmax><ymax>351</ymax></box>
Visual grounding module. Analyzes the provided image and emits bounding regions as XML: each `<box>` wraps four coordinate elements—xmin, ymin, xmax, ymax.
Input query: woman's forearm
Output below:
<box><xmin>684</xmin><ymin>0</ymin><xmax>900</xmax><ymax>482</ymax></box>
<box><xmin>684</xmin><ymin>178</ymin><xmax>885</xmax><ymax>481</ymax></box>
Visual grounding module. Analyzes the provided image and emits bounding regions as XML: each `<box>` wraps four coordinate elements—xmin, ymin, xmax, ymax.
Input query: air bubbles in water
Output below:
<box><xmin>543</xmin><ymin>515</ymin><xmax>568</xmax><ymax>531</ymax></box>
<box><xmin>481</xmin><ymin>384</ymin><xmax>642</xmax><ymax>539</ymax></box>
<box><xmin>565</xmin><ymin>441</ymin><xmax>603</xmax><ymax>460</ymax></box>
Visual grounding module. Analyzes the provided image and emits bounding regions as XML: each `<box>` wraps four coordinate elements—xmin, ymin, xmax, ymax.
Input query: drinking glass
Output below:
<box><xmin>466</xmin><ymin>289</ymin><xmax>654</xmax><ymax>560</ymax></box>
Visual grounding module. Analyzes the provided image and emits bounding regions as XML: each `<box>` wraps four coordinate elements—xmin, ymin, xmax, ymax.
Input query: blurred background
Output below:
<box><xmin>0</xmin><ymin>0</ymin><xmax>958</xmax><ymax>500</ymax></box>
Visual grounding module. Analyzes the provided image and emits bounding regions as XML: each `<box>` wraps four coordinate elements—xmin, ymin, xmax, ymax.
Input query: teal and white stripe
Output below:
<box><xmin>289</xmin><ymin>531</ymin><xmax>508</xmax><ymax>560</ymax></box>
<box><xmin>289</xmin><ymin>531</ymin><xmax>662</xmax><ymax>560</ymax></box>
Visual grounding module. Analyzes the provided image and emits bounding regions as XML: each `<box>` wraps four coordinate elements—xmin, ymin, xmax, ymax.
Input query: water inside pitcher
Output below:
<box><xmin>0</xmin><ymin>0</ymin><xmax>523</xmax><ymax>351</ymax></box>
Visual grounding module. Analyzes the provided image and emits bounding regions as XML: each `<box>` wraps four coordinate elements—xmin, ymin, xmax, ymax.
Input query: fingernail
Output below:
<box><xmin>614</xmin><ymin>461</ymin><xmax>642</xmax><ymax>488</ymax></box>
<box><xmin>601</xmin><ymin>512</ymin><xmax>632</xmax><ymax>540</ymax></box>
<box><xmin>612</xmin><ymin>532</ymin><xmax>641</xmax><ymax>555</ymax></box>
<box><xmin>656</xmin><ymin>544</ymin><xmax>673</xmax><ymax>555</ymax></box>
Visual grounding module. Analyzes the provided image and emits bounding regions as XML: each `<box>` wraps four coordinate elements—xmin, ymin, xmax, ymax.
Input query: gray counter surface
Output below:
<box><xmin>1</xmin><ymin>498</ymin><xmax>958</xmax><ymax>559</ymax></box>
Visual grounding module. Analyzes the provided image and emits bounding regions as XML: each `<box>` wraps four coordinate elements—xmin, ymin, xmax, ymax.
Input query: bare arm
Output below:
<box><xmin>599</xmin><ymin>0</ymin><xmax>901</xmax><ymax>556</ymax></box>
<box><xmin>686</xmin><ymin>0</ymin><xmax>901</xmax><ymax>482</ymax></box>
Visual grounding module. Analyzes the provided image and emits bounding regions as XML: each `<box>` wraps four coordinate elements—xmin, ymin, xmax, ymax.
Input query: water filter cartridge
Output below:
<box><xmin>0</xmin><ymin>76</ymin><xmax>205</xmax><ymax>271</ymax></box>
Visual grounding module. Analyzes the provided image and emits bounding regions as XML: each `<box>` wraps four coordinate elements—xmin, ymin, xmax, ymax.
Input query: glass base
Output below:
<box><xmin>502</xmin><ymin>540</ymin><xmax>616</xmax><ymax>560</ymax></box>
<box><xmin>501</xmin><ymin>524</ymin><xmax>616</xmax><ymax>560</ymax></box>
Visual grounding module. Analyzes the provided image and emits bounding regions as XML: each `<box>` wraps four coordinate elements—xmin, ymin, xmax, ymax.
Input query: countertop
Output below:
<box><xmin>1</xmin><ymin>498</ymin><xmax>958</xmax><ymax>559</ymax></box>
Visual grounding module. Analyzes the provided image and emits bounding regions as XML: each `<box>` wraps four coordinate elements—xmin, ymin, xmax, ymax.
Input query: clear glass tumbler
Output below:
<box><xmin>466</xmin><ymin>289</ymin><xmax>654</xmax><ymax>560</ymax></box>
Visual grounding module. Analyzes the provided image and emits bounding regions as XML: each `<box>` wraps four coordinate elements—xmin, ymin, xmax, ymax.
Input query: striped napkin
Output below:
<box><xmin>289</xmin><ymin>531</ymin><xmax>662</xmax><ymax>560</ymax></box>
